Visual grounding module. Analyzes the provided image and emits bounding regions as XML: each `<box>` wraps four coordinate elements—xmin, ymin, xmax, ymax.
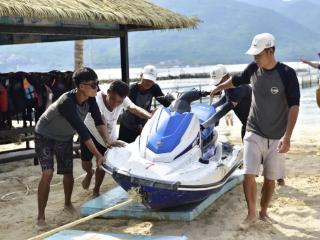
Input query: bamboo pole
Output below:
<box><xmin>28</xmin><ymin>199</ymin><xmax>133</xmax><ymax>240</ymax></box>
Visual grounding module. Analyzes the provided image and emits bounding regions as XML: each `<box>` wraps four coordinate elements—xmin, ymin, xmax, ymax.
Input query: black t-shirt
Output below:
<box><xmin>120</xmin><ymin>83</ymin><xmax>170</xmax><ymax>130</ymax></box>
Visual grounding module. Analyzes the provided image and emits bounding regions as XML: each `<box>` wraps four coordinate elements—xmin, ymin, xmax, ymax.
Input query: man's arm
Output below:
<box><xmin>212</xmin><ymin>95</ymin><xmax>227</xmax><ymax>108</ymax></box>
<box><xmin>127</xmin><ymin>104</ymin><xmax>152</xmax><ymax>119</ymax></box>
<box><xmin>300</xmin><ymin>59</ymin><xmax>319</xmax><ymax>69</ymax></box>
<box><xmin>211</xmin><ymin>62</ymin><xmax>258</xmax><ymax>96</ymax></box>
<box><xmin>152</xmin><ymin>85</ymin><xmax>171</xmax><ymax>107</ymax></box>
<box><xmin>88</xmin><ymin>97</ymin><xmax>111</xmax><ymax>146</ymax></box>
<box><xmin>97</xmin><ymin>116</ymin><xmax>126</xmax><ymax>148</ymax></box>
<box><xmin>277</xmin><ymin>106</ymin><xmax>299</xmax><ymax>153</ymax></box>
<box><xmin>201</xmin><ymin>101</ymin><xmax>235</xmax><ymax>129</ymax></box>
<box><xmin>95</xmin><ymin>123</ymin><xmax>112</xmax><ymax>148</ymax></box>
<box><xmin>210</xmin><ymin>77</ymin><xmax>235</xmax><ymax>96</ymax></box>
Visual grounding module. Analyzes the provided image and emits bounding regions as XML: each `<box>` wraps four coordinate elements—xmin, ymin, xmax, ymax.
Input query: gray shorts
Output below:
<box><xmin>35</xmin><ymin>133</ymin><xmax>73</xmax><ymax>175</ymax></box>
<box><xmin>243</xmin><ymin>132</ymin><xmax>285</xmax><ymax>180</ymax></box>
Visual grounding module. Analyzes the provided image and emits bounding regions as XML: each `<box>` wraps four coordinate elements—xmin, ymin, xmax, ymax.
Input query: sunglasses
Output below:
<box><xmin>81</xmin><ymin>81</ymin><xmax>99</xmax><ymax>89</ymax></box>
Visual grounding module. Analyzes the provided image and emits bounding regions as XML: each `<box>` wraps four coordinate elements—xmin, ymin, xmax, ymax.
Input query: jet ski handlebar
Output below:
<box><xmin>200</xmin><ymin>91</ymin><xmax>211</xmax><ymax>97</ymax></box>
<box><xmin>178</xmin><ymin>90</ymin><xmax>210</xmax><ymax>103</ymax></box>
<box><xmin>170</xmin><ymin>89</ymin><xmax>210</xmax><ymax>113</ymax></box>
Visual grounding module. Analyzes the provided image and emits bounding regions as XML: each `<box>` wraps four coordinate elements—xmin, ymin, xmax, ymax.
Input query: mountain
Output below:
<box><xmin>0</xmin><ymin>0</ymin><xmax>319</xmax><ymax>72</ymax></box>
<box><xmin>236</xmin><ymin>0</ymin><xmax>320</xmax><ymax>34</ymax></box>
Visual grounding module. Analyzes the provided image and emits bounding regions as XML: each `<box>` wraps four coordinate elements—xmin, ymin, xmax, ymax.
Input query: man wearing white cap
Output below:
<box><xmin>119</xmin><ymin>65</ymin><xmax>171</xmax><ymax>143</ymax></box>
<box><xmin>82</xmin><ymin>80</ymin><xmax>152</xmax><ymax>197</ymax></box>
<box><xmin>201</xmin><ymin>64</ymin><xmax>252</xmax><ymax>140</ymax></box>
<box><xmin>210</xmin><ymin>33</ymin><xmax>300</xmax><ymax>228</ymax></box>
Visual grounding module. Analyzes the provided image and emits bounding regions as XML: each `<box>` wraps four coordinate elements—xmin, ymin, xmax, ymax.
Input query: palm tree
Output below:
<box><xmin>74</xmin><ymin>40</ymin><xmax>83</xmax><ymax>70</ymax></box>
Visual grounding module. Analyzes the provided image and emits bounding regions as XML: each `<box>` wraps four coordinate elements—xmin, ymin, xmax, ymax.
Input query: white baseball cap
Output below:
<box><xmin>142</xmin><ymin>65</ymin><xmax>157</xmax><ymax>82</ymax></box>
<box><xmin>246</xmin><ymin>33</ymin><xmax>275</xmax><ymax>55</ymax></box>
<box><xmin>210</xmin><ymin>64</ymin><xmax>228</xmax><ymax>85</ymax></box>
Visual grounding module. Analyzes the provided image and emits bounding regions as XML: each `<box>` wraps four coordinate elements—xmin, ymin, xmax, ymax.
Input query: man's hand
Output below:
<box><xmin>210</xmin><ymin>86</ymin><xmax>222</xmax><ymax>97</ymax></box>
<box><xmin>277</xmin><ymin>137</ymin><xmax>290</xmax><ymax>153</ymax></box>
<box><xmin>96</xmin><ymin>154</ymin><xmax>104</xmax><ymax>168</ymax></box>
<box><xmin>108</xmin><ymin>140</ymin><xmax>126</xmax><ymax>148</ymax></box>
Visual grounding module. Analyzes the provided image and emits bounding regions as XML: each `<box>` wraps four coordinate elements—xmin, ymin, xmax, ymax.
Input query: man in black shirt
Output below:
<box><xmin>119</xmin><ymin>65</ymin><xmax>171</xmax><ymax>143</ymax></box>
<box><xmin>211</xmin><ymin>33</ymin><xmax>300</xmax><ymax>229</ymax></box>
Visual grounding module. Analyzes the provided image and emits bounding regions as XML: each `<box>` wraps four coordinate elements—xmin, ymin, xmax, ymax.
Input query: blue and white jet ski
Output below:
<box><xmin>102</xmin><ymin>90</ymin><xmax>242</xmax><ymax>209</ymax></box>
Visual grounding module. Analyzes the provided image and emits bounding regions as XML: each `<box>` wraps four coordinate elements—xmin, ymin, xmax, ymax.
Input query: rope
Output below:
<box><xmin>27</xmin><ymin>199</ymin><xmax>133</xmax><ymax>240</ymax></box>
<box><xmin>28</xmin><ymin>187</ymin><xmax>142</xmax><ymax>240</ymax></box>
<box><xmin>0</xmin><ymin>173</ymin><xmax>86</xmax><ymax>202</ymax></box>
<box><xmin>0</xmin><ymin>177</ymin><xmax>30</xmax><ymax>201</ymax></box>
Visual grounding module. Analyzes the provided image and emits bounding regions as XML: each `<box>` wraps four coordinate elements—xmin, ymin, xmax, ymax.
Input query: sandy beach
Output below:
<box><xmin>0</xmin><ymin>119</ymin><xmax>319</xmax><ymax>240</ymax></box>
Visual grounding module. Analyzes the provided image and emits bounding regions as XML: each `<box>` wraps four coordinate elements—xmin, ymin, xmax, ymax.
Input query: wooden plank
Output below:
<box><xmin>0</xmin><ymin>25</ymin><xmax>125</xmax><ymax>37</ymax></box>
<box><xmin>47</xmin><ymin>230</ymin><xmax>188</xmax><ymax>240</ymax></box>
<box><xmin>0</xmin><ymin>127</ymin><xmax>34</xmax><ymax>137</ymax></box>
<box><xmin>0</xmin><ymin>144</ymin><xmax>81</xmax><ymax>164</ymax></box>
<box><xmin>80</xmin><ymin>170</ymin><xmax>244</xmax><ymax>221</ymax></box>
<box><xmin>0</xmin><ymin>149</ymin><xmax>35</xmax><ymax>164</ymax></box>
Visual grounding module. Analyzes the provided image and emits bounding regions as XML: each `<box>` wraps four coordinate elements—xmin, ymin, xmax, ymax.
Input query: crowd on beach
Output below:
<box><xmin>32</xmin><ymin>32</ymin><xmax>319</xmax><ymax>232</ymax></box>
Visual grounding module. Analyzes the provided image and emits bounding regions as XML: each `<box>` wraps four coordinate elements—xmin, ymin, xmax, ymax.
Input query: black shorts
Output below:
<box><xmin>118</xmin><ymin>124</ymin><xmax>140</xmax><ymax>143</ymax></box>
<box><xmin>80</xmin><ymin>135</ymin><xmax>107</xmax><ymax>162</ymax></box>
<box><xmin>35</xmin><ymin>133</ymin><xmax>73</xmax><ymax>175</ymax></box>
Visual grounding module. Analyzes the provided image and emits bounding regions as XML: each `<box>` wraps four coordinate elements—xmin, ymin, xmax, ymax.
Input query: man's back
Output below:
<box><xmin>226</xmin><ymin>84</ymin><xmax>252</xmax><ymax>126</ymax></box>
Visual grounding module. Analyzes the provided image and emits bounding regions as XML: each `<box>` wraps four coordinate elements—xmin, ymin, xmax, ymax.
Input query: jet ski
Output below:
<box><xmin>102</xmin><ymin>89</ymin><xmax>242</xmax><ymax>209</ymax></box>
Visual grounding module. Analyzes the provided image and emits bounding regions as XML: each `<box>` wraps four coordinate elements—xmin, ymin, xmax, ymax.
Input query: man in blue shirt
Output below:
<box><xmin>202</xmin><ymin>64</ymin><xmax>252</xmax><ymax>140</ymax></box>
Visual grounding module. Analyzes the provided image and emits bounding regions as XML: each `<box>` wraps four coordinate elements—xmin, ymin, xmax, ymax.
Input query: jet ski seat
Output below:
<box><xmin>191</xmin><ymin>103</ymin><xmax>216</xmax><ymax>123</ymax></box>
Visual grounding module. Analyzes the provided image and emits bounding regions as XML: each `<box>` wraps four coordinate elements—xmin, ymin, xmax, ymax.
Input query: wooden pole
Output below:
<box><xmin>28</xmin><ymin>199</ymin><xmax>133</xmax><ymax>240</ymax></box>
<box><xmin>120</xmin><ymin>25</ymin><xmax>129</xmax><ymax>84</ymax></box>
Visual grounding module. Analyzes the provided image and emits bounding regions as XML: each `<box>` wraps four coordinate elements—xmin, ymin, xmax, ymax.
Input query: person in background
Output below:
<box><xmin>119</xmin><ymin>65</ymin><xmax>171</xmax><ymax>143</ymax></box>
<box><xmin>202</xmin><ymin>64</ymin><xmax>252</xmax><ymax>141</ymax></box>
<box><xmin>225</xmin><ymin>111</ymin><xmax>234</xmax><ymax>127</ymax></box>
<box><xmin>210</xmin><ymin>33</ymin><xmax>300</xmax><ymax>229</ymax></box>
<box><xmin>35</xmin><ymin>67</ymin><xmax>110</xmax><ymax>227</ymax></box>
<box><xmin>300</xmin><ymin>58</ymin><xmax>320</xmax><ymax>69</ymax></box>
<box><xmin>82</xmin><ymin>80</ymin><xmax>152</xmax><ymax>197</ymax></box>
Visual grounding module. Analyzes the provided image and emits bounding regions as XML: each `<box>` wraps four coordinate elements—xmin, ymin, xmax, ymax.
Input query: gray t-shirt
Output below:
<box><xmin>232</xmin><ymin>62</ymin><xmax>300</xmax><ymax>139</ymax></box>
<box><xmin>35</xmin><ymin>89</ymin><xmax>103</xmax><ymax>142</ymax></box>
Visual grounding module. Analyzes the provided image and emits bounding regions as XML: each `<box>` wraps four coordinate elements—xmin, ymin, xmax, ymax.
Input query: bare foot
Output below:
<box><xmin>92</xmin><ymin>189</ymin><xmax>100</xmax><ymax>198</ymax></box>
<box><xmin>81</xmin><ymin>169</ymin><xmax>94</xmax><ymax>190</ymax></box>
<box><xmin>259</xmin><ymin>212</ymin><xmax>277</xmax><ymax>224</ymax></box>
<box><xmin>277</xmin><ymin>179</ymin><xmax>285</xmax><ymax>186</ymax></box>
<box><xmin>36</xmin><ymin>218</ymin><xmax>48</xmax><ymax>231</ymax></box>
<box><xmin>239</xmin><ymin>216</ymin><xmax>257</xmax><ymax>230</ymax></box>
<box><xmin>63</xmin><ymin>204</ymin><xmax>77</xmax><ymax>215</ymax></box>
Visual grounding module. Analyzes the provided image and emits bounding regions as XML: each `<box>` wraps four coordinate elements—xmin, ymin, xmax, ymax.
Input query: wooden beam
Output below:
<box><xmin>120</xmin><ymin>25</ymin><xmax>129</xmax><ymax>84</ymax></box>
<box><xmin>0</xmin><ymin>25</ymin><xmax>125</xmax><ymax>37</ymax></box>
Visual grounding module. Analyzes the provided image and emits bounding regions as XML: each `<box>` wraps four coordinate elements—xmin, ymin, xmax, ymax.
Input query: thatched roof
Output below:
<box><xmin>0</xmin><ymin>0</ymin><xmax>199</xmax><ymax>29</ymax></box>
